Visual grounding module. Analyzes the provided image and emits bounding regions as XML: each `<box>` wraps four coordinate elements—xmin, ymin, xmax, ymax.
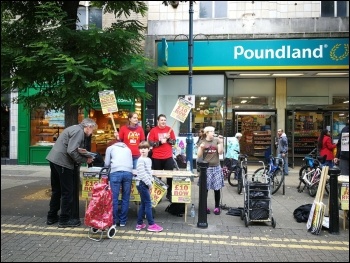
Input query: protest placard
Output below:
<box><xmin>170</xmin><ymin>97</ymin><xmax>194</xmax><ymax>123</ymax></box>
<box><xmin>98</xmin><ymin>90</ymin><xmax>118</xmax><ymax>130</ymax></box>
<box><xmin>98</xmin><ymin>90</ymin><xmax>118</xmax><ymax>114</ymax></box>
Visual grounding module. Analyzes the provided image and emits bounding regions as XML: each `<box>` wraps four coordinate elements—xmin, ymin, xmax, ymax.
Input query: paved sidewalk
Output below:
<box><xmin>1</xmin><ymin>164</ymin><xmax>349</xmax><ymax>262</ymax></box>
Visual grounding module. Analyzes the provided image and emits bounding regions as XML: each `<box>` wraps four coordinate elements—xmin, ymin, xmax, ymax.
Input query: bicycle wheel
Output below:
<box><xmin>325</xmin><ymin>180</ymin><xmax>330</xmax><ymax>195</ymax></box>
<box><xmin>299</xmin><ymin>165</ymin><xmax>311</xmax><ymax>182</ymax></box>
<box><xmin>237</xmin><ymin>179</ymin><xmax>243</xmax><ymax>194</ymax></box>
<box><xmin>271</xmin><ymin>169</ymin><xmax>284</xmax><ymax>195</ymax></box>
<box><xmin>237</xmin><ymin>167</ymin><xmax>247</xmax><ymax>195</ymax></box>
<box><xmin>252</xmin><ymin>167</ymin><xmax>267</xmax><ymax>182</ymax></box>
<box><xmin>308</xmin><ymin>182</ymin><xmax>318</xmax><ymax>197</ymax></box>
<box><xmin>228</xmin><ymin>170</ymin><xmax>238</xmax><ymax>187</ymax></box>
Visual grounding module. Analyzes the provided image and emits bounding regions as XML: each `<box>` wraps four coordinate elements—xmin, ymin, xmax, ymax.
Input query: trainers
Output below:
<box><xmin>147</xmin><ymin>223</ymin><xmax>163</xmax><ymax>232</ymax></box>
<box><xmin>135</xmin><ymin>223</ymin><xmax>147</xmax><ymax>231</ymax></box>
<box><xmin>119</xmin><ymin>223</ymin><xmax>126</xmax><ymax>227</ymax></box>
<box><xmin>58</xmin><ymin>219</ymin><xmax>81</xmax><ymax>228</ymax></box>
<box><xmin>206</xmin><ymin>208</ymin><xmax>211</xmax><ymax>214</ymax></box>
<box><xmin>46</xmin><ymin>216</ymin><xmax>59</xmax><ymax>225</ymax></box>
<box><xmin>214</xmin><ymin>208</ymin><xmax>221</xmax><ymax>215</ymax></box>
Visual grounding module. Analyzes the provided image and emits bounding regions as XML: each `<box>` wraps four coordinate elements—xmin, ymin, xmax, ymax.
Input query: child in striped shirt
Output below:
<box><xmin>135</xmin><ymin>141</ymin><xmax>163</xmax><ymax>232</ymax></box>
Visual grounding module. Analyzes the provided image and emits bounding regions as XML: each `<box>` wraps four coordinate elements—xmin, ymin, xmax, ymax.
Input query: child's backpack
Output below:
<box><xmin>165</xmin><ymin>203</ymin><xmax>185</xmax><ymax>217</ymax></box>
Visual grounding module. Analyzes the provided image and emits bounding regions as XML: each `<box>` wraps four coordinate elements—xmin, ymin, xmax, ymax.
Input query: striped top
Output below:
<box><xmin>135</xmin><ymin>156</ymin><xmax>154</xmax><ymax>187</ymax></box>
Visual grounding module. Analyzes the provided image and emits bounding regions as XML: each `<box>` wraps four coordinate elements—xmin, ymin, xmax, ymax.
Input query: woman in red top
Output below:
<box><xmin>147</xmin><ymin>114</ymin><xmax>176</xmax><ymax>200</ymax></box>
<box><xmin>317</xmin><ymin>129</ymin><xmax>336</xmax><ymax>168</ymax></box>
<box><xmin>119</xmin><ymin>112</ymin><xmax>145</xmax><ymax>169</ymax></box>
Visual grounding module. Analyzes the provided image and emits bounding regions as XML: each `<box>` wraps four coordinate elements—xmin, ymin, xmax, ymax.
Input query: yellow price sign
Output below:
<box><xmin>151</xmin><ymin>177</ymin><xmax>167</xmax><ymax>207</ymax></box>
<box><xmin>171</xmin><ymin>177</ymin><xmax>191</xmax><ymax>203</ymax></box>
<box><xmin>82</xmin><ymin>177</ymin><xmax>100</xmax><ymax>198</ymax></box>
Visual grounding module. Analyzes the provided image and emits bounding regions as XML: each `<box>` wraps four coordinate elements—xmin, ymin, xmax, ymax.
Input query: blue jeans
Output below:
<box><xmin>136</xmin><ymin>181</ymin><xmax>154</xmax><ymax>225</ymax></box>
<box><xmin>323</xmin><ymin>160</ymin><xmax>334</xmax><ymax>168</ymax></box>
<box><xmin>109</xmin><ymin>171</ymin><xmax>133</xmax><ymax>225</ymax></box>
<box><xmin>277</xmin><ymin>153</ymin><xmax>289</xmax><ymax>175</ymax></box>
<box><xmin>132</xmin><ymin>157</ymin><xmax>139</xmax><ymax>169</ymax></box>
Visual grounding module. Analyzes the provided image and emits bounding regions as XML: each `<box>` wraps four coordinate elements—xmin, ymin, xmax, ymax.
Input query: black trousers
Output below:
<box><xmin>47</xmin><ymin>162</ymin><xmax>80</xmax><ymax>222</ymax></box>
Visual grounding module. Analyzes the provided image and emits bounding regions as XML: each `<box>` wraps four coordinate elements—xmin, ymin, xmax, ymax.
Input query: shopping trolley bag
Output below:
<box><xmin>84</xmin><ymin>167</ymin><xmax>116</xmax><ymax>241</ymax></box>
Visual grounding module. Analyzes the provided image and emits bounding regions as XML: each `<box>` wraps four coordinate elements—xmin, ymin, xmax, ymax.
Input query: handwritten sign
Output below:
<box><xmin>98</xmin><ymin>90</ymin><xmax>118</xmax><ymax>114</ymax></box>
<box><xmin>170</xmin><ymin>97</ymin><xmax>193</xmax><ymax>123</ymax></box>
<box><xmin>171</xmin><ymin>176</ymin><xmax>191</xmax><ymax>203</ymax></box>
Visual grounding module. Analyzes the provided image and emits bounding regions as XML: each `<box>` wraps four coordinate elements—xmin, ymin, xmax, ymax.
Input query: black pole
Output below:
<box><xmin>186</xmin><ymin>1</ymin><xmax>194</xmax><ymax>171</ymax></box>
<box><xmin>197</xmin><ymin>160</ymin><xmax>208</xmax><ymax>228</ymax></box>
<box><xmin>328</xmin><ymin>167</ymin><xmax>341</xmax><ymax>234</ymax></box>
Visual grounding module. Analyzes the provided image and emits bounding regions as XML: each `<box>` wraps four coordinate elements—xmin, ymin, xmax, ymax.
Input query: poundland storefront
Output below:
<box><xmin>155</xmin><ymin>37</ymin><xmax>349</xmax><ymax>164</ymax></box>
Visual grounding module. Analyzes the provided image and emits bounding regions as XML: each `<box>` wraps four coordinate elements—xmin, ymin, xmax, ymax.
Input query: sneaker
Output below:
<box><xmin>206</xmin><ymin>208</ymin><xmax>211</xmax><ymax>214</ymax></box>
<box><xmin>58</xmin><ymin>219</ymin><xmax>81</xmax><ymax>228</ymax></box>
<box><xmin>46</xmin><ymin>216</ymin><xmax>59</xmax><ymax>225</ymax></box>
<box><xmin>147</xmin><ymin>223</ymin><xmax>163</xmax><ymax>232</ymax></box>
<box><xmin>214</xmin><ymin>208</ymin><xmax>221</xmax><ymax>215</ymax></box>
<box><xmin>135</xmin><ymin>223</ymin><xmax>147</xmax><ymax>231</ymax></box>
<box><xmin>119</xmin><ymin>223</ymin><xmax>126</xmax><ymax>227</ymax></box>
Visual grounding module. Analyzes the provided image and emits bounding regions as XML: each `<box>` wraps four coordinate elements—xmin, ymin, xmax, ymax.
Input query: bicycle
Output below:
<box><xmin>252</xmin><ymin>156</ymin><xmax>285</xmax><ymax>195</ymax></box>
<box><xmin>227</xmin><ymin>154</ymin><xmax>248</xmax><ymax>194</ymax></box>
<box><xmin>297</xmin><ymin>155</ymin><xmax>330</xmax><ymax>197</ymax></box>
<box><xmin>298</xmin><ymin>148</ymin><xmax>318</xmax><ymax>179</ymax></box>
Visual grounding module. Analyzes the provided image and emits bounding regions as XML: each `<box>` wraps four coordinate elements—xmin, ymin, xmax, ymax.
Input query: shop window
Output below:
<box><xmin>90</xmin><ymin>109</ymin><xmax>131</xmax><ymax>155</ymax></box>
<box><xmin>31</xmin><ymin>109</ymin><xmax>65</xmax><ymax>146</ymax></box>
<box><xmin>321</xmin><ymin>1</ymin><xmax>349</xmax><ymax>17</ymax></box>
<box><xmin>199</xmin><ymin>1</ymin><xmax>227</xmax><ymax>18</ymax></box>
<box><xmin>31</xmin><ymin>108</ymin><xmax>85</xmax><ymax>147</ymax></box>
<box><xmin>188</xmin><ymin>96</ymin><xmax>224</xmax><ymax>136</ymax></box>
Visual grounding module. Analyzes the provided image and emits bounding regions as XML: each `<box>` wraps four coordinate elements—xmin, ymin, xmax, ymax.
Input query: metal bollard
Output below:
<box><xmin>328</xmin><ymin>166</ymin><xmax>341</xmax><ymax>235</ymax></box>
<box><xmin>197</xmin><ymin>160</ymin><xmax>209</xmax><ymax>228</ymax></box>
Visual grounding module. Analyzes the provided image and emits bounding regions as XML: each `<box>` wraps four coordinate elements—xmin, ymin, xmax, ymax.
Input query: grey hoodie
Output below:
<box><xmin>104</xmin><ymin>142</ymin><xmax>133</xmax><ymax>174</ymax></box>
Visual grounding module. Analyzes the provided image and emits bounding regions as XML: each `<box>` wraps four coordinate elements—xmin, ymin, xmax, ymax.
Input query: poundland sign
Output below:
<box><xmin>158</xmin><ymin>38</ymin><xmax>349</xmax><ymax>70</ymax></box>
<box><xmin>233</xmin><ymin>45</ymin><xmax>324</xmax><ymax>59</ymax></box>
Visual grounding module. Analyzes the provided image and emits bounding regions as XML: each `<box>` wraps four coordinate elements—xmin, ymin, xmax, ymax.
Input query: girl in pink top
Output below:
<box><xmin>119</xmin><ymin>112</ymin><xmax>145</xmax><ymax>168</ymax></box>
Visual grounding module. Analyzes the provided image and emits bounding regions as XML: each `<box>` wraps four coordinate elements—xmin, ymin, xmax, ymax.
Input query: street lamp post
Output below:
<box><xmin>186</xmin><ymin>1</ymin><xmax>194</xmax><ymax>171</ymax></box>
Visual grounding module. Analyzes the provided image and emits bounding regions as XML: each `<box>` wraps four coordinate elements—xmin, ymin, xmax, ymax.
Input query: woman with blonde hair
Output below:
<box><xmin>197</xmin><ymin>126</ymin><xmax>224</xmax><ymax>215</ymax></box>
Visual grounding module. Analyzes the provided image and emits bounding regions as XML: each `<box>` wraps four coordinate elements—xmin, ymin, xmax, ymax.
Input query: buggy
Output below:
<box><xmin>84</xmin><ymin>167</ymin><xmax>117</xmax><ymax>241</ymax></box>
<box><xmin>240</xmin><ymin>160</ymin><xmax>276</xmax><ymax>228</ymax></box>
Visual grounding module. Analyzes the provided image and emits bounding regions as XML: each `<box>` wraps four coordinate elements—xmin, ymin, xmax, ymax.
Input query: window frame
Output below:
<box><xmin>77</xmin><ymin>5</ymin><xmax>102</xmax><ymax>30</ymax></box>
<box><xmin>321</xmin><ymin>1</ymin><xmax>349</xmax><ymax>17</ymax></box>
<box><xmin>199</xmin><ymin>1</ymin><xmax>227</xmax><ymax>19</ymax></box>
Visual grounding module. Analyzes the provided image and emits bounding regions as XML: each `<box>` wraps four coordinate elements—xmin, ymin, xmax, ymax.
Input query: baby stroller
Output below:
<box><xmin>84</xmin><ymin>167</ymin><xmax>117</xmax><ymax>241</ymax></box>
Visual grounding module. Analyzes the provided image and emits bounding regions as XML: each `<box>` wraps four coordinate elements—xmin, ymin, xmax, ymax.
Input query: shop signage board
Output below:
<box><xmin>171</xmin><ymin>176</ymin><xmax>191</xmax><ymax>203</ymax></box>
<box><xmin>158</xmin><ymin>38</ymin><xmax>349</xmax><ymax>69</ymax></box>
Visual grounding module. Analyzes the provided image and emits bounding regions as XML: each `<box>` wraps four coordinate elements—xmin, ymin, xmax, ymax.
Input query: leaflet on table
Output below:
<box><xmin>78</xmin><ymin>148</ymin><xmax>97</xmax><ymax>158</ymax></box>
